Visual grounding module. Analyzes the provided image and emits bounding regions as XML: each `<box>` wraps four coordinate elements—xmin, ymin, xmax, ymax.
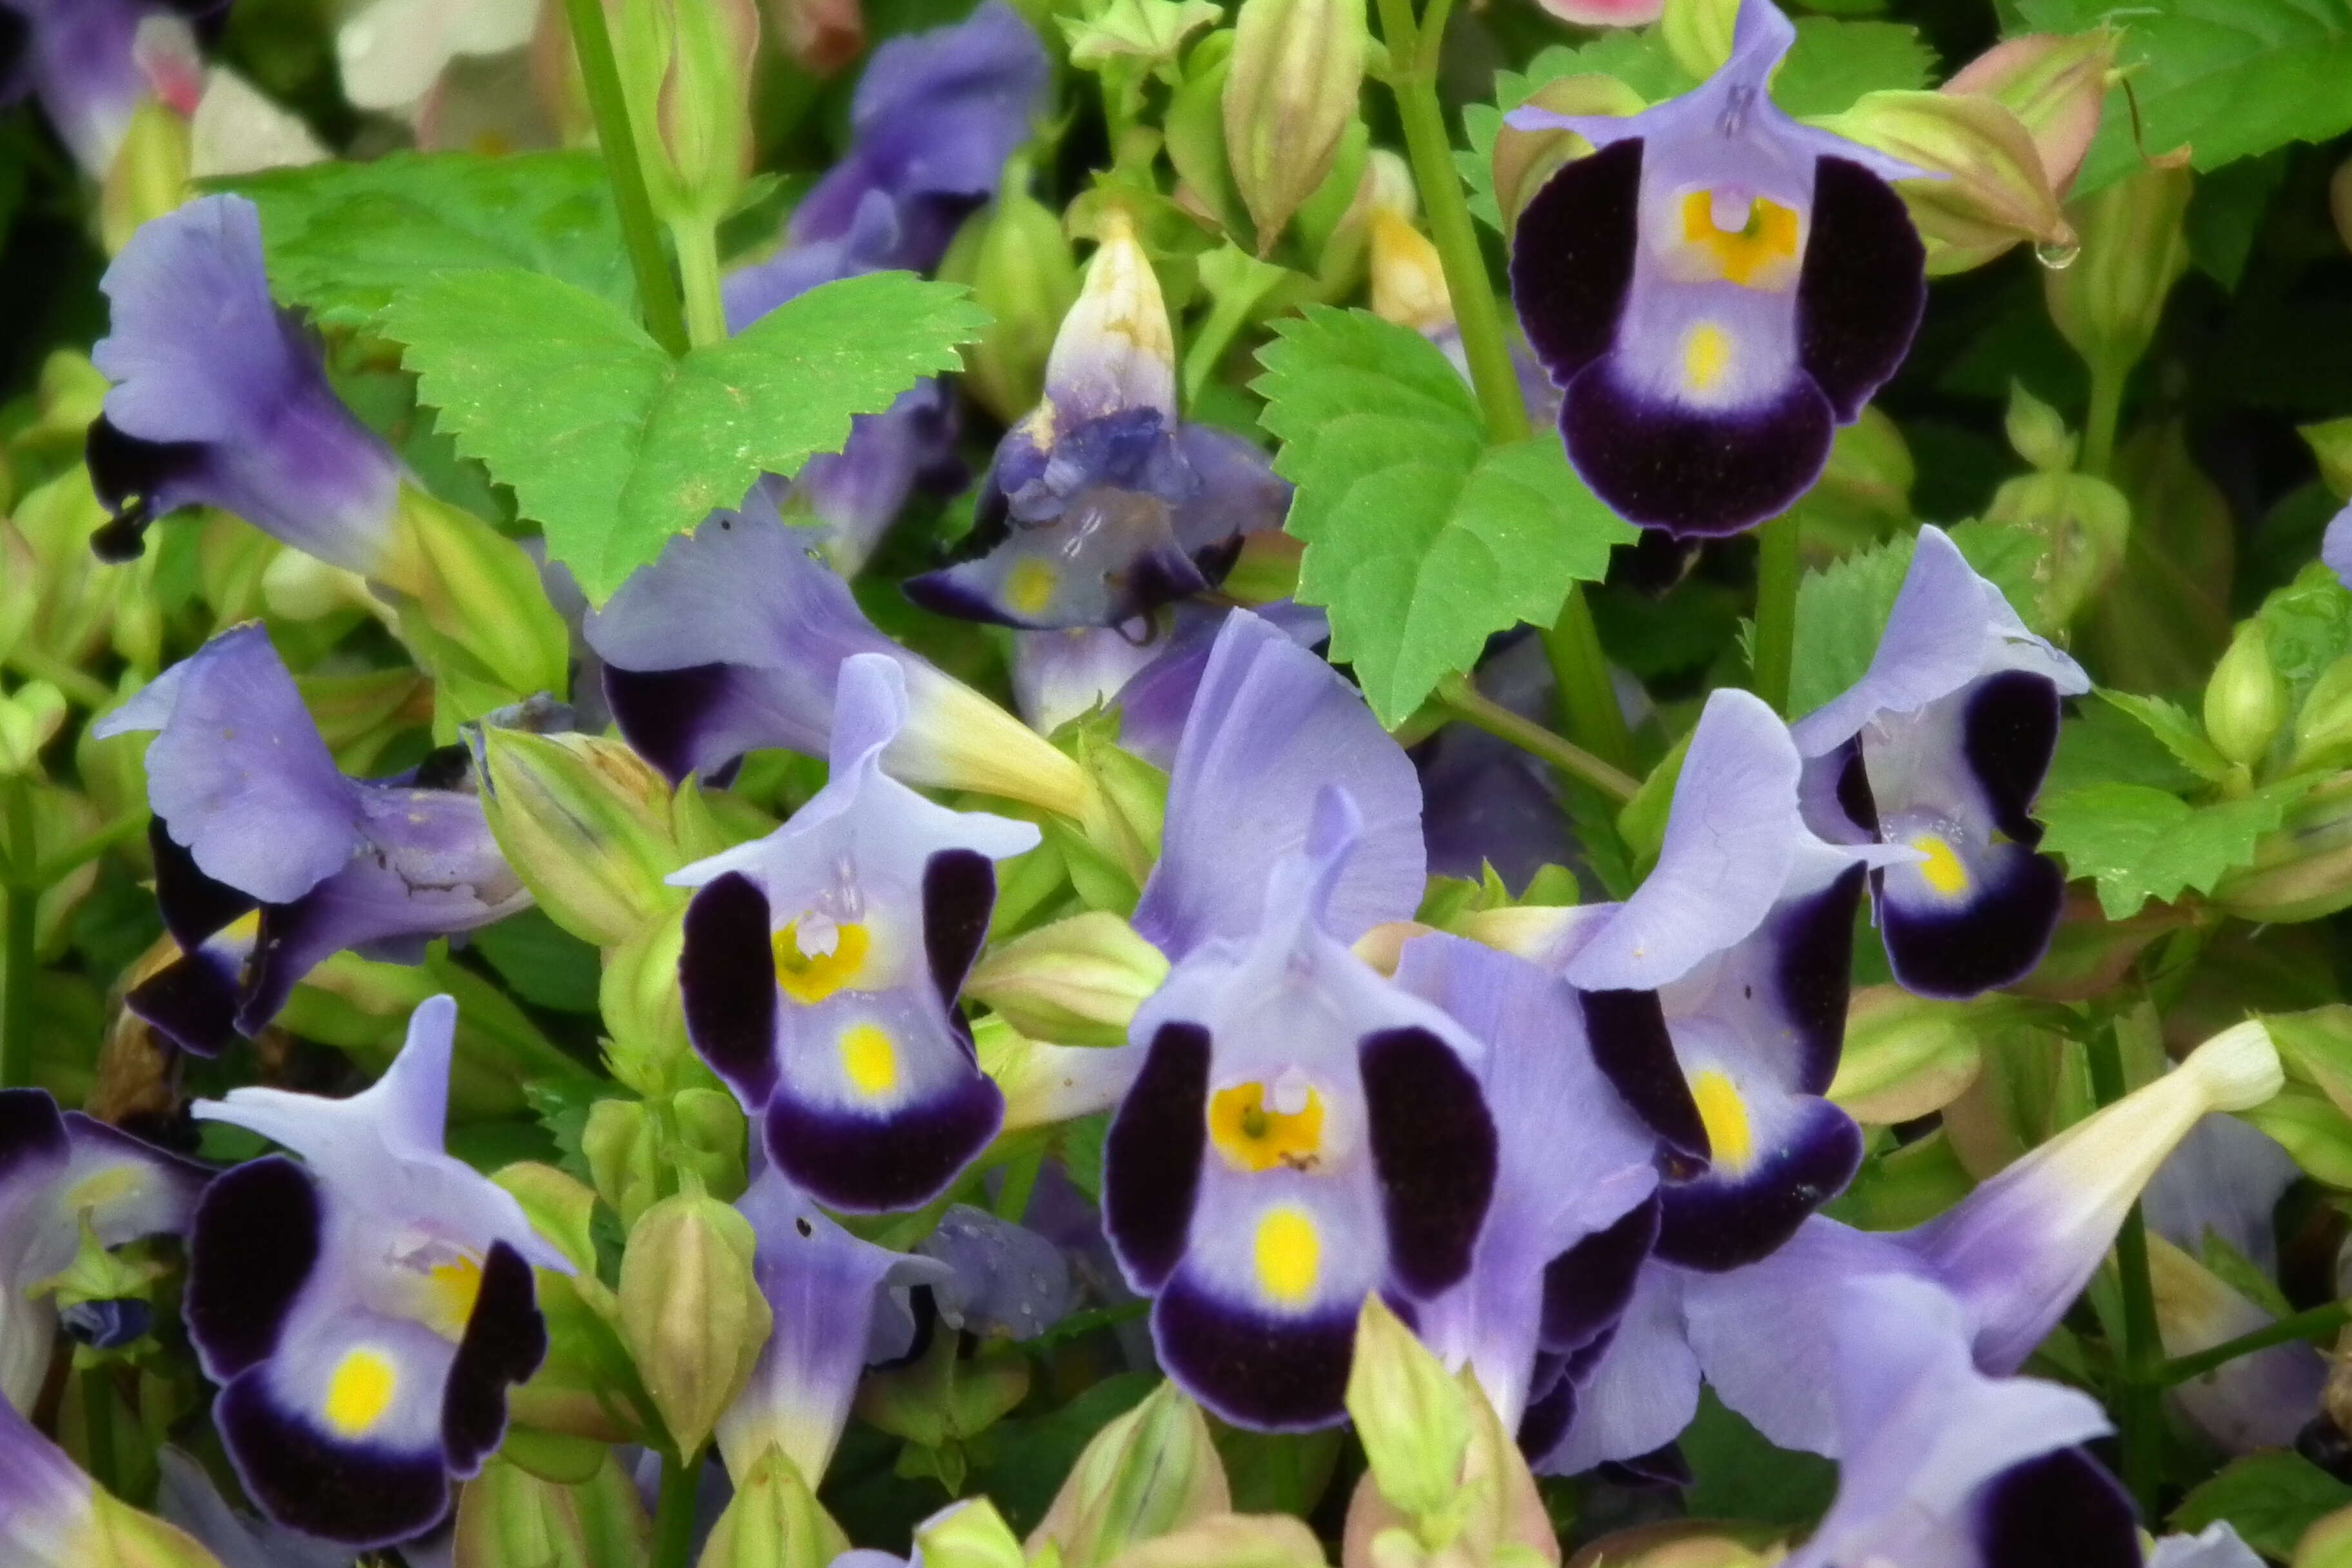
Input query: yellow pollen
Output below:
<box><xmin>1253</xmin><ymin>1207</ymin><xmax>1321</xmax><ymax>1308</ymax></box>
<box><xmin>1680</xmin><ymin>190</ymin><xmax>1801</xmax><ymax>288</ymax></box>
<box><xmin>1006</xmin><ymin>560</ymin><xmax>1060</xmax><ymax>619</ymax></box>
<box><xmin>323</xmin><ymin>1348</ymin><xmax>397</xmax><ymax>1438</ymax></box>
<box><xmin>1208</xmin><ymin>1083</ymin><xmax>1327</xmax><ymax>1172</ymax></box>
<box><xmin>771</xmin><ymin>920</ymin><xmax>871</xmax><ymax>1005</ymax></box>
<box><xmin>1914</xmin><ymin>834</ymin><xmax>1971</xmax><ymax>899</ymax></box>
<box><xmin>1683</xmin><ymin>323</ymin><xmax>1732</xmax><ymax>393</ymax></box>
<box><xmin>1689</xmin><ymin>1070</ymin><xmax>1755</xmax><ymax>1175</ymax></box>
<box><xmin>839</xmin><ymin>1023</ymin><xmax>900</xmax><ymax>1099</ymax></box>
<box><xmin>422</xmin><ymin>1255</ymin><xmax>484</xmax><ymax>1340</ymax></box>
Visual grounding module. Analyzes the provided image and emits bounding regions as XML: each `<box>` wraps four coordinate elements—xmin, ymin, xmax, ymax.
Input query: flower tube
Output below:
<box><xmin>671</xmin><ymin>654</ymin><xmax>1041</xmax><ymax>1212</ymax></box>
<box><xmin>1790</xmin><ymin>525</ymin><xmax>2091</xmax><ymax>998</ymax></box>
<box><xmin>1506</xmin><ymin>0</ymin><xmax>1929</xmax><ymax>535</ymax></box>
<box><xmin>185</xmin><ymin>995</ymin><xmax>570</xmax><ymax>1547</ymax></box>
<box><xmin>0</xmin><ymin>1089</ymin><xmax>208</xmax><ymax>1413</ymax></box>
<box><xmin>93</xmin><ymin>624</ymin><xmax>531</xmax><ymax>1055</ymax></box>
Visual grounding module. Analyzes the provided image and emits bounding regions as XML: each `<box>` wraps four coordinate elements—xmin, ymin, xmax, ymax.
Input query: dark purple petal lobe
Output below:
<box><xmin>1511</xmin><ymin>141</ymin><xmax>1643</xmax><ymax>387</ymax></box>
<box><xmin>1103</xmin><ymin>1022</ymin><xmax>1211</xmax><ymax>1291</ymax></box>
<box><xmin>1362</xmin><ymin>1026</ymin><xmax>1496</xmax><ymax>1298</ymax></box>
<box><xmin>1795</xmin><ymin>155</ymin><xmax>1928</xmax><ymax>423</ymax></box>
<box><xmin>680</xmin><ymin>873</ymin><xmax>783</xmax><ymax>1108</ymax></box>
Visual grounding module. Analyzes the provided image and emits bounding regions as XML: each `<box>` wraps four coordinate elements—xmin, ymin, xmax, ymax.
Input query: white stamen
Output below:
<box><xmin>1267</xmin><ymin>1066</ymin><xmax>1313</xmax><ymax>1117</ymax></box>
<box><xmin>1710</xmin><ymin>186</ymin><xmax>1752</xmax><ymax>233</ymax></box>
<box><xmin>794</xmin><ymin>911</ymin><xmax>841</xmax><ymax>959</ymax></box>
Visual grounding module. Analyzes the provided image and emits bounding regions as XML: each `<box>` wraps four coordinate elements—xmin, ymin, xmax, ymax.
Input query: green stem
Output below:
<box><xmin>562</xmin><ymin>0</ymin><xmax>690</xmax><ymax>358</ymax></box>
<box><xmin>81</xmin><ymin>1364</ymin><xmax>118</xmax><ymax>1498</ymax></box>
<box><xmin>651</xmin><ymin>1446</ymin><xmax>701</xmax><ymax>1568</ymax></box>
<box><xmin>1543</xmin><ymin>592</ymin><xmax>1636</xmax><ymax>771</ymax></box>
<box><xmin>1</xmin><ymin>783</ymin><xmax>36</xmax><ymax>1092</ymax></box>
<box><xmin>1435</xmin><ymin>674</ymin><xmax>1640</xmax><ymax>803</ymax></box>
<box><xmin>2081</xmin><ymin>357</ymin><xmax>2126</xmax><ymax>479</ymax></box>
<box><xmin>1373</xmin><ymin>0</ymin><xmax>1524</xmax><ymax>447</ymax></box>
<box><xmin>1750</xmin><ymin>511</ymin><xmax>1802</xmax><ymax>716</ymax></box>
<box><xmin>4</xmin><ymin>649</ymin><xmax>115</xmax><ymax>712</ymax></box>
<box><xmin>2159</xmin><ymin>1302</ymin><xmax>2351</xmax><ymax>1387</ymax></box>
<box><xmin>671</xmin><ymin>218</ymin><xmax>729</xmax><ymax>349</ymax></box>
<box><xmin>2086</xmin><ymin>1028</ymin><xmax>2162</xmax><ymax>1520</ymax></box>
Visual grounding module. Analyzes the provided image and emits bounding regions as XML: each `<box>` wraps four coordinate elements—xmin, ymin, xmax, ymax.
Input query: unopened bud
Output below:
<box><xmin>1816</xmin><ymin>90</ymin><xmax>2070</xmax><ymax>275</ymax></box>
<box><xmin>854</xmin><ymin>1328</ymin><xmax>1030</xmax><ymax>1449</ymax></box>
<box><xmin>478</xmin><ymin>729</ymin><xmax>683</xmax><ymax>948</ymax></box>
<box><xmin>382</xmin><ymin>487</ymin><xmax>572</xmax><ymax>717</ymax></box>
<box><xmin>0</xmin><ymin>682</ymin><xmax>67</xmax><ymax>776</ymax></box>
<box><xmin>919</xmin><ymin>1500</ymin><xmax>1030</xmax><ymax>1568</ymax></box>
<box><xmin>495</xmin><ymin>1163</ymin><xmax>600</xmax><ymax>1273</ymax></box>
<box><xmin>2206</xmin><ymin>621</ymin><xmax>2288</xmax><ymax>770</ymax></box>
<box><xmin>101</xmin><ymin>99</ymin><xmax>192</xmax><ymax>259</ymax></box>
<box><xmin>618</xmin><ymin>1177</ymin><xmax>772</xmax><ymax>1458</ymax></box>
<box><xmin>2214</xmin><ymin>776</ymin><xmax>2352</xmax><ymax>925</ymax></box>
<box><xmin>698</xmin><ymin>1448</ymin><xmax>850</xmax><ymax>1568</ymax></box>
<box><xmin>453</xmin><ymin>1453</ymin><xmax>650</xmax><ymax>1568</ymax></box>
<box><xmin>1029</xmin><ymin>1383</ymin><xmax>1230</xmax><ymax>1568</ymax></box>
<box><xmin>965</xmin><ymin>910</ymin><xmax>1170</xmax><ymax>1047</ymax></box>
<box><xmin>1977</xmin><ymin>471</ymin><xmax>2128</xmax><ymax>631</ymax></box>
<box><xmin>0</xmin><ymin>525</ymin><xmax>35</xmax><ymax>664</ymax></box>
<box><xmin>1369</xmin><ymin>207</ymin><xmax>1451</xmax><ymax>340</ymax></box>
<box><xmin>945</xmin><ymin>168</ymin><xmax>1083</xmax><ymax>426</ymax></box>
<box><xmin>1223</xmin><ymin>0</ymin><xmax>1367</xmax><ymax>250</ymax></box>
<box><xmin>1345</xmin><ymin>1295</ymin><xmax>1469</xmax><ymax>1527</ymax></box>
<box><xmin>584</xmin><ymin>1099</ymin><xmax>663</xmax><ymax>1229</ymax></box>
<box><xmin>2304</xmin><ymin>416</ymin><xmax>2352</xmax><ymax>501</ymax></box>
<box><xmin>1070</xmin><ymin>725</ymin><xmax>1169</xmax><ymax>905</ymax></box>
<box><xmin>763</xmin><ymin>0</ymin><xmax>863</xmax><ymax>77</ymax></box>
<box><xmin>1943</xmin><ymin>30</ymin><xmax>2117</xmax><ymax>199</ymax></box>
<box><xmin>672</xmin><ymin>1087</ymin><xmax>749</xmax><ymax>1202</ymax></box>
<box><xmin>2044</xmin><ymin>157</ymin><xmax>2193</xmax><ymax>382</ymax></box>
<box><xmin>1491</xmin><ymin>76</ymin><xmax>1643</xmax><ymax>235</ymax></box>
<box><xmin>2005</xmin><ymin>381</ymin><xmax>2077</xmax><ymax>473</ymax></box>
<box><xmin>2295</xmin><ymin>655</ymin><xmax>2352</xmax><ymax>772</ymax></box>
<box><xmin>600</xmin><ymin>912</ymin><xmax>692</xmax><ymax>1095</ymax></box>
<box><xmin>1117</xmin><ymin>1515</ymin><xmax>1328</xmax><ymax>1568</ymax></box>
<box><xmin>1166</xmin><ymin>32</ymin><xmax>1242</xmax><ymax>236</ymax></box>
<box><xmin>653</xmin><ymin>0</ymin><xmax>760</xmax><ymax>224</ymax></box>
<box><xmin>1828</xmin><ymin>986</ymin><xmax>1990</xmax><ymax>1125</ymax></box>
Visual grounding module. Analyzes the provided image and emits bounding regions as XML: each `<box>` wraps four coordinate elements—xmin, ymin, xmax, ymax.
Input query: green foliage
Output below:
<box><xmin>2095</xmin><ymin>691</ymin><xmax>2234</xmax><ymax>783</ymax></box>
<box><xmin>382</xmin><ymin>269</ymin><xmax>988</xmax><ymax>601</ymax></box>
<box><xmin>1680</xmin><ymin>1389</ymin><xmax>1839</xmax><ymax>1529</ymax></box>
<box><xmin>219</xmin><ymin>152</ymin><xmax>638</xmax><ymax>329</ymax></box>
<box><xmin>1781</xmin><ymin>527</ymin><xmax>2045</xmax><ymax>718</ymax></box>
<box><xmin>2019</xmin><ymin>0</ymin><xmax>2352</xmax><ymax>195</ymax></box>
<box><xmin>2170</xmin><ymin>1451</ymin><xmax>2352</xmax><ymax>1558</ymax></box>
<box><xmin>1255</xmin><ymin>307</ymin><xmax>1634</xmax><ymax>725</ymax></box>
<box><xmin>2036</xmin><ymin>779</ymin><xmax>2313</xmax><ymax>919</ymax></box>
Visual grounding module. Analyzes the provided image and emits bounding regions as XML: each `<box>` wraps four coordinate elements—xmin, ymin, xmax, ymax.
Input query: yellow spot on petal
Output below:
<box><xmin>324</xmin><ymin>1348</ymin><xmax>397</xmax><ymax>1438</ymax></box>
<box><xmin>1208</xmin><ymin>1083</ymin><xmax>1327</xmax><ymax>1173</ymax></box>
<box><xmin>1006</xmin><ymin>560</ymin><xmax>1060</xmax><ymax>620</ymax></box>
<box><xmin>422</xmin><ymin>1255</ymin><xmax>484</xmax><ymax>1340</ymax></box>
<box><xmin>64</xmin><ymin>1165</ymin><xmax>141</xmax><ymax>1217</ymax></box>
<box><xmin>1253</xmin><ymin>1206</ymin><xmax>1321</xmax><ymax>1308</ymax></box>
<box><xmin>1683</xmin><ymin>322</ymin><xmax>1732</xmax><ymax>394</ymax></box>
<box><xmin>1914</xmin><ymin>834</ymin><xmax>1971</xmax><ymax>899</ymax></box>
<box><xmin>1679</xmin><ymin>190</ymin><xmax>1802</xmax><ymax>289</ymax></box>
<box><xmin>772</xmin><ymin>920</ymin><xmax>871</xmax><ymax>1005</ymax></box>
<box><xmin>840</xmin><ymin>1023</ymin><xmax>900</xmax><ymax>1099</ymax></box>
<box><xmin>1690</xmin><ymin>1069</ymin><xmax>1754</xmax><ymax>1176</ymax></box>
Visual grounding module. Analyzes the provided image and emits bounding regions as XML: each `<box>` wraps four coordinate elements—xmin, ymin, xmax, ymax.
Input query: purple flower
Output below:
<box><xmin>186</xmin><ymin>995</ymin><xmax>569</xmax><ymax>1547</ymax></box>
<box><xmin>0</xmin><ymin>1090</ymin><xmax>208</xmax><ymax>1412</ymax></box>
<box><xmin>2324</xmin><ymin>499</ymin><xmax>2352</xmax><ymax>591</ymax></box>
<box><xmin>583</xmin><ymin>496</ymin><xmax>1090</xmax><ymax>816</ymax></box>
<box><xmin>93</xmin><ymin>623</ymin><xmax>530</xmax><ymax>1055</ymax></box>
<box><xmin>1506</xmin><ymin>0</ymin><xmax>1928</xmax><ymax>536</ymax></box>
<box><xmin>671</xmin><ymin>654</ymin><xmax>1040</xmax><ymax>1213</ymax></box>
<box><xmin>0</xmin><ymin>0</ymin><xmax>226</xmax><ymax>173</ymax></box>
<box><xmin>0</xmin><ymin>1387</ymin><xmax>228</xmax><ymax>1565</ymax></box>
<box><xmin>1790</xmin><ymin>525</ymin><xmax>2090</xmax><ymax>999</ymax></box>
<box><xmin>714</xmin><ymin>1166</ymin><xmax>952</xmax><ymax>1484</ymax></box>
<box><xmin>905</xmin><ymin>217</ymin><xmax>1290</xmax><ymax>630</ymax></box>
<box><xmin>914</xmin><ymin>1204</ymin><xmax>1072</xmax><ymax>1340</ymax></box>
<box><xmin>86</xmin><ymin>195</ymin><xmax>405</xmax><ymax>572</ymax></box>
<box><xmin>1780</xmin><ymin>1274</ymin><xmax>2130</xmax><ymax>1568</ymax></box>
<box><xmin>153</xmin><ymin>1447</ymin><xmax>352</xmax><ymax>1568</ymax></box>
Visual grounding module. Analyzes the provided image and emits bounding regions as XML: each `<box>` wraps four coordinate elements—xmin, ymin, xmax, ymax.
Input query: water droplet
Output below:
<box><xmin>2035</xmin><ymin>240</ymin><xmax>2081</xmax><ymax>271</ymax></box>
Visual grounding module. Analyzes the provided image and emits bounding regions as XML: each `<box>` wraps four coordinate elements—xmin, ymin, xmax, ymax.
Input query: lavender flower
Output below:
<box><xmin>1507</xmin><ymin>0</ymin><xmax>1928</xmax><ymax>535</ymax></box>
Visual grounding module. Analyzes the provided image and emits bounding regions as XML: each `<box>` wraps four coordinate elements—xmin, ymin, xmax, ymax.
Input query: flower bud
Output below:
<box><xmin>600</xmin><ymin>912</ymin><xmax>692</xmax><ymax>1095</ymax></box>
<box><xmin>1814</xmin><ymin>90</ymin><xmax>2070</xmax><ymax>275</ymax></box>
<box><xmin>2044</xmin><ymin>156</ymin><xmax>2193</xmax><ymax>382</ymax></box>
<box><xmin>1976</xmin><ymin>471</ymin><xmax>2128</xmax><ymax>632</ymax></box>
<box><xmin>382</xmin><ymin>485</ymin><xmax>573</xmax><ymax>716</ymax></box>
<box><xmin>0</xmin><ymin>525</ymin><xmax>35</xmax><ymax>665</ymax></box>
<box><xmin>509</xmin><ymin>1270</ymin><xmax>647</xmax><ymax>1444</ymax></box>
<box><xmin>1828</xmin><ymin>986</ymin><xmax>1990</xmax><ymax>1125</ymax></box>
<box><xmin>2206</xmin><ymin>621</ymin><xmax>2288</xmax><ymax>771</ymax></box>
<box><xmin>1491</xmin><ymin>76</ymin><xmax>1644</xmax><ymax>236</ymax></box>
<box><xmin>1166</xmin><ymin>32</ymin><xmax>1242</xmax><ymax>237</ymax></box>
<box><xmin>1345</xmin><ymin>1295</ymin><xmax>1469</xmax><ymax>1528</ymax></box>
<box><xmin>2305</xmin><ymin>416</ymin><xmax>2352</xmax><ymax>501</ymax></box>
<box><xmin>478</xmin><ymin>729</ymin><xmax>683</xmax><ymax>948</ymax></box>
<box><xmin>1943</xmin><ymin>30</ymin><xmax>2118</xmax><ymax>199</ymax></box>
<box><xmin>945</xmin><ymin>167</ymin><xmax>1083</xmax><ymax>426</ymax></box>
<box><xmin>763</xmin><ymin>0</ymin><xmax>863</xmax><ymax>75</ymax></box>
<box><xmin>1222</xmin><ymin>0</ymin><xmax>1367</xmax><ymax>251</ymax></box>
<box><xmin>919</xmin><ymin>1500</ymin><xmax>1030</xmax><ymax>1568</ymax></box>
<box><xmin>2295</xmin><ymin>654</ymin><xmax>2352</xmax><ymax>772</ymax></box>
<box><xmin>1115</xmin><ymin>1516</ymin><xmax>1329</xmax><ymax>1568</ymax></box>
<box><xmin>453</xmin><ymin>1453</ymin><xmax>652</xmax><ymax>1568</ymax></box>
<box><xmin>495</xmin><ymin>1162</ymin><xmax>601</xmax><ymax>1273</ymax></box>
<box><xmin>2214</xmin><ymin>775</ymin><xmax>2352</xmax><ymax>925</ymax></box>
<box><xmin>2004</xmin><ymin>380</ymin><xmax>2077</xmax><ymax>473</ymax></box>
<box><xmin>100</xmin><ymin>99</ymin><xmax>193</xmax><ymax>259</ymax></box>
<box><xmin>1029</xmin><ymin>1382</ymin><xmax>1230</xmax><ymax>1568</ymax></box>
<box><xmin>0</xmin><ymin>682</ymin><xmax>67</xmax><ymax>776</ymax></box>
<box><xmin>698</xmin><ymin>1448</ymin><xmax>850</xmax><ymax>1568</ymax></box>
<box><xmin>1661</xmin><ymin>0</ymin><xmax>1736</xmax><ymax>80</ymax></box>
<box><xmin>652</xmin><ymin>0</ymin><xmax>761</xmax><ymax>225</ymax></box>
<box><xmin>854</xmin><ymin>1326</ymin><xmax>1030</xmax><ymax>1451</ymax></box>
<box><xmin>672</xmin><ymin>1087</ymin><xmax>749</xmax><ymax>1202</ymax></box>
<box><xmin>1368</xmin><ymin>202</ymin><xmax>1451</xmax><ymax>341</ymax></box>
<box><xmin>618</xmin><ymin>1177</ymin><xmax>773</xmax><ymax>1458</ymax></box>
<box><xmin>585</xmin><ymin>1099</ymin><xmax>663</xmax><ymax>1229</ymax></box>
<box><xmin>964</xmin><ymin>910</ymin><xmax>1170</xmax><ymax>1047</ymax></box>
<box><xmin>1067</xmin><ymin>724</ymin><xmax>1169</xmax><ymax>907</ymax></box>
<box><xmin>1560</xmin><ymin>1527</ymin><xmax>1774</xmax><ymax>1568</ymax></box>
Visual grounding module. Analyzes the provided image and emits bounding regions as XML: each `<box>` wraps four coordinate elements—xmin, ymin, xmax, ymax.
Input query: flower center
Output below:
<box><xmin>772</xmin><ymin>917</ymin><xmax>873</xmax><ymax>1004</ymax></box>
<box><xmin>1690</xmin><ymin>1068</ymin><xmax>1756</xmax><ymax>1175</ymax></box>
<box><xmin>1208</xmin><ymin>1079</ymin><xmax>1328</xmax><ymax>1172</ymax></box>
<box><xmin>1678</xmin><ymin>189</ymin><xmax>1802</xmax><ymax>289</ymax></box>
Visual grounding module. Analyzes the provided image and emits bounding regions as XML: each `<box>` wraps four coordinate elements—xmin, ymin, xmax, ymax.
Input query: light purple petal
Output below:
<box><xmin>1536</xmin><ymin>1266</ymin><xmax>1699</xmax><ymax>1475</ymax></box>
<box><xmin>2324</xmin><ymin>500</ymin><xmax>2352</xmax><ymax>591</ymax></box>
<box><xmin>0</xmin><ymin>1390</ymin><xmax>97</xmax><ymax>1562</ymax></box>
<box><xmin>2150</xmin><ymin>1525</ymin><xmax>2267</xmax><ymax>1568</ymax></box>
<box><xmin>1133</xmin><ymin>611</ymin><xmax>1424</xmax><ymax>957</ymax></box>
<box><xmin>2143</xmin><ymin>1112</ymin><xmax>2301</xmax><ymax>1275</ymax></box>
<box><xmin>915</xmin><ymin>1205</ymin><xmax>1072</xmax><ymax>1340</ymax></box>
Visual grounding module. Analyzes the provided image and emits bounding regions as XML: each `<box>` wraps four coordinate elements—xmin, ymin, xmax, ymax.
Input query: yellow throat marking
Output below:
<box><xmin>1253</xmin><ymin>1206</ymin><xmax>1321</xmax><ymax>1308</ymax></box>
<box><xmin>420</xmin><ymin>1254</ymin><xmax>484</xmax><ymax>1340</ymax></box>
<box><xmin>1006</xmin><ymin>560</ymin><xmax>1060</xmax><ymax>620</ymax></box>
<box><xmin>1913</xmin><ymin>834</ymin><xmax>1972</xmax><ymax>899</ymax></box>
<box><xmin>839</xmin><ymin>1023</ymin><xmax>901</xmax><ymax>1099</ymax></box>
<box><xmin>1683</xmin><ymin>323</ymin><xmax>1732</xmax><ymax>395</ymax></box>
<box><xmin>772</xmin><ymin>920</ymin><xmax>871</xmax><ymax>1005</ymax></box>
<box><xmin>1208</xmin><ymin>1083</ymin><xmax>1327</xmax><ymax>1173</ymax></box>
<box><xmin>324</xmin><ymin>1348</ymin><xmax>398</xmax><ymax>1438</ymax></box>
<box><xmin>1689</xmin><ymin>1070</ymin><xmax>1755</xmax><ymax>1175</ymax></box>
<box><xmin>1680</xmin><ymin>190</ymin><xmax>1801</xmax><ymax>288</ymax></box>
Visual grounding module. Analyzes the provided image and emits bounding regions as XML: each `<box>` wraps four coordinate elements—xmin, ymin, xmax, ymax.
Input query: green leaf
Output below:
<box><xmin>382</xmin><ymin>269</ymin><xmax>988</xmax><ymax>600</ymax></box>
<box><xmin>2017</xmin><ymin>0</ymin><xmax>2352</xmax><ymax>196</ymax></box>
<box><xmin>2170</xmin><ymin>1450</ymin><xmax>2352</xmax><ymax>1559</ymax></box>
<box><xmin>2044</xmin><ymin>700</ymin><xmax>2205</xmax><ymax>797</ymax></box>
<box><xmin>2244</xmin><ymin>1083</ymin><xmax>2352</xmax><ymax>1188</ymax></box>
<box><xmin>2095</xmin><ymin>690</ymin><xmax>2234</xmax><ymax>783</ymax></box>
<box><xmin>2037</xmin><ymin>779</ymin><xmax>2312</xmax><ymax>919</ymax></box>
<box><xmin>217</xmin><ymin>152</ymin><xmax>637</xmax><ymax>329</ymax></box>
<box><xmin>1769</xmin><ymin>19</ymin><xmax>1937</xmax><ymax>117</ymax></box>
<box><xmin>1255</xmin><ymin>308</ymin><xmax>1635</xmax><ymax>725</ymax></box>
<box><xmin>1680</xmin><ymin>1389</ymin><xmax>1838</xmax><ymax>1530</ymax></box>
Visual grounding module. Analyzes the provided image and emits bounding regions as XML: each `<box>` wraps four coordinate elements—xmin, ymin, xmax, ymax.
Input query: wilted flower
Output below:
<box><xmin>1507</xmin><ymin>0</ymin><xmax>1928</xmax><ymax>535</ymax></box>
<box><xmin>1790</xmin><ymin>525</ymin><xmax>2090</xmax><ymax>999</ymax></box>
<box><xmin>93</xmin><ymin>624</ymin><xmax>532</xmax><ymax>1054</ymax></box>
<box><xmin>671</xmin><ymin>654</ymin><xmax>1040</xmax><ymax>1211</ymax></box>
<box><xmin>0</xmin><ymin>1089</ymin><xmax>207</xmax><ymax>1412</ymax></box>
<box><xmin>185</xmin><ymin>995</ymin><xmax>571</xmax><ymax>1546</ymax></box>
<box><xmin>84</xmin><ymin>195</ymin><xmax>405</xmax><ymax>572</ymax></box>
<box><xmin>907</xmin><ymin>212</ymin><xmax>1290</xmax><ymax>630</ymax></box>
